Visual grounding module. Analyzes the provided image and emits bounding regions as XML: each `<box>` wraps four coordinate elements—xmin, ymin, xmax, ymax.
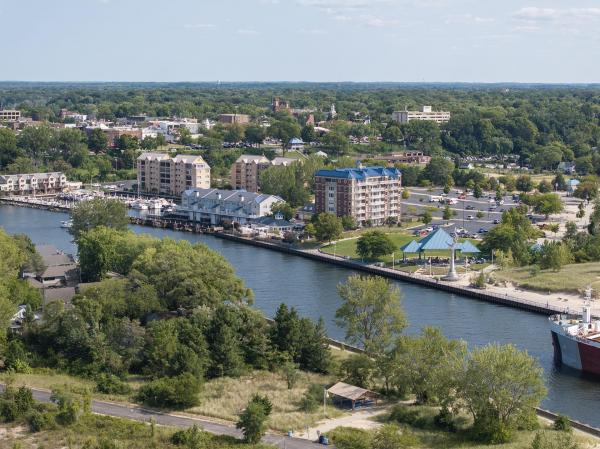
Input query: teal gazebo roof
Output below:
<box><xmin>417</xmin><ymin>228</ymin><xmax>454</xmax><ymax>251</ymax></box>
<box><xmin>400</xmin><ymin>240</ymin><xmax>422</xmax><ymax>253</ymax></box>
<box><xmin>457</xmin><ymin>240</ymin><xmax>480</xmax><ymax>253</ymax></box>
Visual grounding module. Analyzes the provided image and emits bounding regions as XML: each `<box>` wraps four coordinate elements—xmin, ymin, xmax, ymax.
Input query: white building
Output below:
<box><xmin>0</xmin><ymin>172</ymin><xmax>68</xmax><ymax>195</ymax></box>
<box><xmin>392</xmin><ymin>106</ymin><xmax>451</xmax><ymax>124</ymax></box>
<box><xmin>179</xmin><ymin>188</ymin><xmax>284</xmax><ymax>225</ymax></box>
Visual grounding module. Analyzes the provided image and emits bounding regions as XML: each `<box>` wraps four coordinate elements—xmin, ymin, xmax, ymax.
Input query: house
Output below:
<box><xmin>0</xmin><ymin>172</ymin><xmax>68</xmax><ymax>195</ymax></box>
<box><xmin>558</xmin><ymin>162</ymin><xmax>576</xmax><ymax>174</ymax></box>
<box><xmin>288</xmin><ymin>138</ymin><xmax>305</xmax><ymax>152</ymax></box>
<box><xmin>251</xmin><ymin>215</ymin><xmax>295</xmax><ymax>235</ymax></box>
<box><xmin>567</xmin><ymin>179</ymin><xmax>580</xmax><ymax>195</ymax></box>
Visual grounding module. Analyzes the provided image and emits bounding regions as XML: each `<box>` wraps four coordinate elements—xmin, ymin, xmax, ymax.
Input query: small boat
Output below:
<box><xmin>131</xmin><ymin>201</ymin><xmax>149</xmax><ymax>210</ymax></box>
<box><xmin>60</xmin><ymin>220</ymin><xmax>73</xmax><ymax>229</ymax></box>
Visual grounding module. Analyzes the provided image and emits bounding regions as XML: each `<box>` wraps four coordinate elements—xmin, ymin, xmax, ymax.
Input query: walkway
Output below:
<box><xmin>296</xmin><ymin>407</ymin><xmax>389</xmax><ymax>440</ymax></box>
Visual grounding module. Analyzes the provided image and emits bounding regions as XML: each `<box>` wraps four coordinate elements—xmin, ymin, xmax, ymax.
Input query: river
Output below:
<box><xmin>1</xmin><ymin>204</ymin><xmax>600</xmax><ymax>427</ymax></box>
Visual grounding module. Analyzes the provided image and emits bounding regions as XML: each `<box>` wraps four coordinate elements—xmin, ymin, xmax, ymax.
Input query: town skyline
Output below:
<box><xmin>2</xmin><ymin>0</ymin><xmax>600</xmax><ymax>83</ymax></box>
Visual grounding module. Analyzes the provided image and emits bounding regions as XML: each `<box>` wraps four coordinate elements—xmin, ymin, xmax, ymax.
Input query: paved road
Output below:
<box><xmin>22</xmin><ymin>387</ymin><xmax>325</xmax><ymax>449</ymax></box>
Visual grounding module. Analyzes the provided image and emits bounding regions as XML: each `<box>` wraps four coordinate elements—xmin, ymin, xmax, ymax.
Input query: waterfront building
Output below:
<box><xmin>0</xmin><ymin>109</ymin><xmax>21</xmax><ymax>121</ymax></box>
<box><xmin>0</xmin><ymin>172</ymin><xmax>68</xmax><ymax>195</ymax></box>
<box><xmin>137</xmin><ymin>152</ymin><xmax>211</xmax><ymax>196</ymax></box>
<box><xmin>314</xmin><ymin>164</ymin><xmax>402</xmax><ymax>226</ymax></box>
<box><xmin>219</xmin><ymin>113</ymin><xmax>251</xmax><ymax>125</ymax></box>
<box><xmin>179</xmin><ymin>188</ymin><xmax>283</xmax><ymax>225</ymax></box>
<box><xmin>230</xmin><ymin>154</ymin><xmax>271</xmax><ymax>192</ymax></box>
<box><xmin>392</xmin><ymin>106</ymin><xmax>450</xmax><ymax>124</ymax></box>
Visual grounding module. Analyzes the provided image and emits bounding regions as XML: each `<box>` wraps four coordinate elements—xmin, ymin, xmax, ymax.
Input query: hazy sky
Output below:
<box><xmin>2</xmin><ymin>0</ymin><xmax>600</xmax><ymax>83</ymax></box>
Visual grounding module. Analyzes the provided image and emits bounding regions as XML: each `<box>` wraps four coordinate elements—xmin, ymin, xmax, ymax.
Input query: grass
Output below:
<box><xmin>494</xmin><ymin>262</ymin><xmax>600</xmax><ymax>294</ymax></box>
<box><xmin>189</xmin><ymin>370</ymin><xmax>344</xmax><ymax>432</ymax></box>
<box><xmin>0</xmin><ymin>414</ymin><xmax>267</xmax><ymax>449</ymax></box>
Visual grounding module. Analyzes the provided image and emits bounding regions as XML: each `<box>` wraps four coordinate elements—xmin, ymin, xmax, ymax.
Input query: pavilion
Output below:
<box><xmin>400</xmin><ymin>228</ymin><xmax>480</xmax><ymax>261</ymax></box>
<box><xmin>327</xmin><ymin>382</ymin><xmax>379</xmax><ymax>410</ymax></box>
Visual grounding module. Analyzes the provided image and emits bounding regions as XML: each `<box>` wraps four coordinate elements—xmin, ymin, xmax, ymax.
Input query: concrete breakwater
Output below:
<box><xmin>213</xmin><ymin>233</ymin><xmax>570</xmax><ymax>317</ymax></box>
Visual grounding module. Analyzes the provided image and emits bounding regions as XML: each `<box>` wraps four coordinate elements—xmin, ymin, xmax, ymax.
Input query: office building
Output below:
<box><xmin>392</xmin><ymin>106</ymin><xmax>450</xmax><ymax>124</ymax></box>
<box><xmin>0</xmin><ymin>110</ymin><xmax>21</xmax><ymax>121</ymax></box>
<box><xmin>314</xmin><ymin>164</ymin><xmax>402</xmax><ymax>226</ymax></box>
<box><xmin>137</xmin><ymin>152</ymin><xmax>210</xmax><ymax>196</ymax></box>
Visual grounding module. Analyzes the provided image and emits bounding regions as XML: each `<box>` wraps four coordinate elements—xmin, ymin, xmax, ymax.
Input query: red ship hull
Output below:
<box><xmin>552</xmin><ymin>330</ymin><xmax>600</xmax><ymax>375</ymax></box>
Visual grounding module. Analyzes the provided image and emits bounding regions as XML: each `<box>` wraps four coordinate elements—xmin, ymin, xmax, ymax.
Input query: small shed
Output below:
<box><xmin>327</xmin><ymin>382</ymin><xmax>379</xmax><ymax>410</ymax></box>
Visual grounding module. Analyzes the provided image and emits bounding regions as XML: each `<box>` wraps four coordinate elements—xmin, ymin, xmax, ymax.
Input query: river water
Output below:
<box><xmin>1</xmin><ymin>205</ymin><xmax>600</xmax><ymax>426</ymax></box>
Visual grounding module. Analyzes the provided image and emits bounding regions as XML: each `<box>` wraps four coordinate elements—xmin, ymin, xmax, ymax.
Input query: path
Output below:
<box><xmin>295</xmin><ymin>407</ymin><xmax>390</xmax><ymax>440</ymax></box>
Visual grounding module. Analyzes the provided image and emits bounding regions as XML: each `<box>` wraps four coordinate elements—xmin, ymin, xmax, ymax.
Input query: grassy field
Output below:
<box><xmin>494</xmin><ymin>262</ymin><xmax>600</xmax><ymax>294</ymax></box>
<box><xmin>0</xmin><ymin>414</ymin><xmax>267</xmax><ymax>449</ymax></box>
<box><xmin>189</xmin><ymin>370</ymin><xmax>344</xmax><ymax>432</ymax></box>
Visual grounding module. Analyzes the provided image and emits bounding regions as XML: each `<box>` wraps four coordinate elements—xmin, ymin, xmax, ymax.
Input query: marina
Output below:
<box><xmin>2</xmin><ymin>204</ymin><xmax>600</xmax><ymax>428</ymax></box>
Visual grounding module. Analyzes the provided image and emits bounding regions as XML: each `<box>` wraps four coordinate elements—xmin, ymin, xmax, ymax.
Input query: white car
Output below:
<box><xmin>467</xmin><ymin>215</ymin><xmax>474</xmax><ymax>220</ymax></box>
<box><xmin>424</xmin><ymin>226</ymin><xmax>434</xmax><ymax>232</ymax></box>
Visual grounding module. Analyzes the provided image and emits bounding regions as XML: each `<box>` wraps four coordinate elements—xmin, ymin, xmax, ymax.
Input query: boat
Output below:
<box><xmin>60</xmin><ymin>220</ymin><xmax>73</xmax><ymax>229</ymax></box>
<box><xmin>549</xmin><ymin>288</ymin><xmax>600</xmax><ymax>375</ymax></box>
<box><xmin>131</xmin><ymin>201</ymin><xmax>148</xmax><ymax>210</ymax></box>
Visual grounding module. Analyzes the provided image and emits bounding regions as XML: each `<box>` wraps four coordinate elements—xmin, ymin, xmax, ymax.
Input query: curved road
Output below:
<box><xmin>24</xmin><ymin>387</ymin><xmax>325</xmax><ymax>449</ymax></box>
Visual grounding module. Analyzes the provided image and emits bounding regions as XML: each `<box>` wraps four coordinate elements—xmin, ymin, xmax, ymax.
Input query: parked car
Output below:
<box><xmin>493</xmin><ymin>219</ymin><xmax>501</xmax><ymax>224</ymax></box>
<box><xmin>467</xmin><ymin>215</ymin><xmax>474</xmax><ymax>220</ymax></box>
<box><xmin>424</xmin><ymin>226</ymin><xmax>434</xmax><ymax>232</ymax></box>
<box><xmin>465</xmin><ymin>204</ymin><xmax>475</xmax><ymax>210</ymax></box>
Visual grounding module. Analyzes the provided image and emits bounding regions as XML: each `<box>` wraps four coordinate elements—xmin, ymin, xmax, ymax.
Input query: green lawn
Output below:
<box><xmin>494</xmin><ymin>262</ymin><xmax>600</xmax><ymax>294</ymax></box>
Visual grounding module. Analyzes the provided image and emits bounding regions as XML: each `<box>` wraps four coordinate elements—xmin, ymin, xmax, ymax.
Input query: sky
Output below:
<box><xmin>1</xmin><ymin>0</ymin><xmax>600</xmax><ymax>83</ymax></box>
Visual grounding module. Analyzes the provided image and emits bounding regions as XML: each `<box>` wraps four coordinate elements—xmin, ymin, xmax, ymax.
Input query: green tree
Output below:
<box><xmin>473</xmin><ymin>184</ymin><xmax>483</xmax><ymax>198</ymax></box>
<box><xmin>421</xmin><ymin>211</ymin><xmax>432</xmax><ymax>225</ymax></box>
<box><xmin>530</xmin><ymin>431</ymin><xmax>579</xmax><ymax>449</ymax></box>
<box><xmin>136</xmin><ymin>373</ymin><xmax>201</xmax><ymax>409</ymax></box>
<box><xmin>341</xmin><ymin>215</ymin><xmax>358</xmax><ymax>231</ymax></box>
<box><xmin>538</xmin><ymin>242</ymin><xmax>572</xmax><ymax>271</ymax></box>
<box><xmin>421</xmin><ymin>157</ymin><xmax>454</xmax><ymax>186</ymax></box>
<box><xmin>270</xmin><ymin>202</ymin><xmax>294</xmax><ymax>220</ymax></box>
<box><xmin>260</xmin><ymin>163</ymin><xmax>309</xmax><ymax>207</ymax></box>
<box><xmin>244</xmin><ymin>125</ymin><xmax>266</xmax><ymax>146</ymax></box>
<box><xmin>313</xmin><ymin>213</ymin><xmax>343</xmax><ymax>243</ymax></box>
<box><xmin>356</xmin><ymin>231</ymin><xmax>395</xmax><ymax>260</ymax></box>
<box><xmin>532</xmin><ymin>193</ymin><xmax>563</xmax><ymax>218</ymax></box>
<box><xmin>339</xmin><ymin>354</ymin><xmax>375</xmax><ymax>388</ymax></box>
<box><xmin>117</xmin><ymin>134</ymin><xmax>139</xmax><ymax>152</ymax></box>
<box><xmin>301</xmin><ymin>125</ymin><xmax>316</xmax><ymax>143</ymax></box>
<box><xmin>70</xmin><ymin>198</ymin><xmax>129</xmax><ymax>240</ymax></box>
<box><xmin>224</xmin><ymin>124</ymin><xmax>245</xmax><ymax>143</ymax></box>
<box><xmin>460</xmin><ymin>344</ymin><xmax>547</xmax><ymax>443</ymax></box>
<box><xmin>553</xmin><ymin>173</ymin><xmax>567</xmax><ymax>191</ymax></box>
<box><xmin>236</xmin><ymin>395</ymin><xmax>271</xmax><ymax>444</ymax></box>
<box><xmin>402</xmin><ymin>189</ymin><xmax>410</xmax><ymax>200</ymax></box>
<box><xmin>0</xmin><ymin>128</ymin><xmax>19</xmax><ymax>168</ymax></box>
<box><xmin>336</xmin><ymin>275</ymin><xmax>407</xmax><ymax>354</ymax></box>
<box><xmin>516</xmin><ymin>175</ymin><xmax>534</xmax><ymax>193</ymax></box>
<box><xmin>88</xmin><ymin>128</ymin><xmax>108</xmax><ymax>153</ymax></box>
<box><xmin>443</xmin><ymin>205</ymin><xmax>453</xmax><ymax>221</ymax></box>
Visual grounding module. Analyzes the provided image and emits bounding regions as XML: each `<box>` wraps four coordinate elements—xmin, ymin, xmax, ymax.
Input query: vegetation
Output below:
<box><xmin>236</xmin><ymin>394</ymin><xmax>272</xmax><ymax>444</ymax></box>
<box><xmin>356</xmin><ymin>231</ymin><xmax>395</xmax><ymax>260</ymax></box>
<box><xmin>312</xmin><ymin>212</ymin><xmax>343</xmax><ymax>243</ymax></box>
<box><xmin>70</xmin><ymin>198</ymin><xmax>129</xmax><ymax>240</ymax></box>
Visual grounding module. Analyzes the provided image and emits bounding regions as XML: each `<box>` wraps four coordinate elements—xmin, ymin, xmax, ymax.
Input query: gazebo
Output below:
<box><xmin>327</xmin><ymin>382</ymin><xmax>379</xmax><ymax>410</ymax></box>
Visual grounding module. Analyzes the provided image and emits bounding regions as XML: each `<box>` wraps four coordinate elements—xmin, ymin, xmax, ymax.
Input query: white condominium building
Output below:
<box><xmin>392</xmin><ymin>106</ymin><xmax>451</xmax><ymax>124</ymax></box>
<box><xmin>137</xmin><ymin>152</ymin><xmax>210</xmax><ymax>196</ymax></box>
<box><xmin>0</xmin><ymin>172</ymin><xmax>68</xmax><ymax>195</ymax></box>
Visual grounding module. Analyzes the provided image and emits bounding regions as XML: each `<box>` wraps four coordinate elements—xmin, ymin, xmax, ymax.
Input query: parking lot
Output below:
<box><xmin>402</xmin><ymin>186</ymin><xmax>543</xmax><ymax>239</ymax></box>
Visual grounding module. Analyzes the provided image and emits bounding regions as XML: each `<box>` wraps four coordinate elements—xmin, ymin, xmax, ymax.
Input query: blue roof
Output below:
<box><xmin>400</xmin><ymin>240</ymin><xmax>422</xmax><ymax>253</ymax></box>
<box><xmin>315</xmin><ymin>166</ymin><xmax>401</xmax><ymax>180</ymax></box>
<box><xmin>418</xmin><ymin>228</ymin><xmax>454</xmax><ymax>251</ymax></box>
<box><xmin>456</xmin><ymin>240</ymin><xmax>480</xmax><ymax>253</ymax></box>
<box><xmin>567</xmin><ymin>179</ymin><xmax>580</xmax><ymax>186</ymax></box>
<box><xmin>289</xmin><ymin>137</ymin><xmax>304</xmax><ymax>144</ymax></box>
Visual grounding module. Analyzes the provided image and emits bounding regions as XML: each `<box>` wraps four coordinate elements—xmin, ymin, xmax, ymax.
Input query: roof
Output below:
<box><xmin>254</xmin><ymin>216</ymin><xmax>294</xmax><ymax>227</ymax></box>
<box><xmin>36</xmin><ymin>245</ymin><xmax>74</xmax><ymax>267</ymax></box>
<box><xmin>456</xmin><ymin>240</ymin><xmax>481</xmax><ymax>253</ymax></box>
<box><xmin>0</xmin><ymin>172</ymin><xmax>65</xmax><ymax>182</ymax></box>
<box><xmin>43</xmin><ymin>287</ymin><xmax>76</xmax><ymax>305</ymax></box>
<box><xmin>182</xmin><ymin>188</ymin><xmax>283</xmax><ymax>205</ymax></box>
<box><xmin>327</xmin><ymin>382</ymin><xmax>379</xmax><ymax>401</ymax></box>
<box><xmin>235</xmin><ymin>154</ymin><xmax>270</xmax><ymax>164</ymax></box>
<box><xmin>137</xmin><ymin>152</ymin><xmax>170</xmax><ymax>161</ymax></box>
<box><xmin>41</xmin><ymin>264</ymin><xmax>79</xmax><ymax>279</ymax></box>
<box><xmin>172</xmin><ymin>154</ymin><xmax>206</xmax><ymax>164</ymax></box>
<box><xmin>401</xmin><ymin>240</ymin><xmax>422</xmax><ymax>253</ymax></box>
<box><xmin>418</xmin><ymin>228</ymin><xmax>453</xmax><ymax>251</ymax></box>
<box><xmin>289</xmin><ymin>137</ymin><xmax>304</xmax><ymax>144</ymax></box>
<box><xmin>271</xmin><ymin>157</ymin><xmax>297</xmax><ymax>166</ymax></box>
<box><xmin>567</xmin><ymin>179</ymin><xmax>580</xmax><ymax>186</ymax></box>
<box><xmin>26</xmin><ymin>277</ymin><xmax>44</xmax><ymax>289</ymax></box>
<box><xmin>315</xmin><ymin>166</ymin><xmax>401</xmax><ymax>180</ymax></box>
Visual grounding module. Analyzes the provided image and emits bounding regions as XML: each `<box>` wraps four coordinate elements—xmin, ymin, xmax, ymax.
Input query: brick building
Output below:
<box><xmin>314</xmin><ymin>165</ymin><xmax>402</xmax><ymax>226</ymax></box>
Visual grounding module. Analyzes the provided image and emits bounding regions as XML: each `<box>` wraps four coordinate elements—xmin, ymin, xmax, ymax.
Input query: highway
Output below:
<box><xmin>20</xmin><ymin>387</ymin><xmax>325</xmax><ymax>449</ymax></box>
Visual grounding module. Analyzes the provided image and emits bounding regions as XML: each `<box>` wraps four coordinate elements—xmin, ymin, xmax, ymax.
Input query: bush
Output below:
<box><xmin>434</xmin><ymin>408</ymin><xmax>457</xmax><ymax>433</ymax></box>
<box><xmin>471</xmin><ymin>415</ymin><xmax>514</xmax><ymax>444</ymax></box>
<box><xmin>171</xmin><ymin>425</ymin><xmax>210</xmax><ymax>446</ymax></box>
<box><xmin>389</xmin><ymin>405</ymin><xmax>420</xmax><ymax>426</ymax></box>
<box><xmin>136</xmin><ymin>373</ymin><xmax>201</xmax><ymax>409</ymax></box>
<box><xmin>327</xmin><ymin>427</ymin><xmax>372</xmax><ymax>449</ymax></box>
<box><xmin>299</xmin><ymin>383</ymin><xmax>324</xmax><ymax>412</ymax></box>
<box><xmin>531</xmin><ymin>430</ymin><xmax>580</xmax><ymax>449</ymax></box>
<box><xmin>338</xmin><ymin>354</ymin><xmax>375</xmax><ymax>389</ymax></box>
<box><xmin>27</xmin><ymin>411</ymin><xmax>52</xmax><ymax>432</ymax></box>
<box><xmin>236</xmin><ymin>399</ymin><xmax>270</xmax><ymax>444</ymax></box>
<box><xmin>95</xmin><ymin>373</ymin><xmax>132</xmax><ymax>395</ymax></box>
<box><xmin>373</xmin><ymin>423</ymin><xmax>420</xmax><ymax>449</ymax></box>
<box><xmin>553</xmin><ymin>415</ymin><xmax>572</xmax><ymax>432</ymax></box>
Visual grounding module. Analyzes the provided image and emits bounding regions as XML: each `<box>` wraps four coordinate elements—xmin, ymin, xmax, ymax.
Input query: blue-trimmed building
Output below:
<box><xmin>314</xmin><ymin>164</ymin><xmax>402</xmax><ymax>226</ymax></box>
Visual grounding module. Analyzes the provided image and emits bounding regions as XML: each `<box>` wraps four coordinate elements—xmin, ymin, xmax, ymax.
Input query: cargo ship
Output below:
<box><xmin>550</xmin><ymin>294</ymin><xmax>600</xmax><ymax>375</ymax></box>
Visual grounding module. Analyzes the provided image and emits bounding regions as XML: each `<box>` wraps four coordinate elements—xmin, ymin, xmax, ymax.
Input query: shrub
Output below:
<box><xmin>471</xmin><ymin>415</ymin><xmax>514</xmax><ymax>444</ymax></box>
<box><xmin>327</xmin><ymin>427</ymin><xmax>372</xmax><ymax>449</ymax></box>
<box><xmin>95</xmin><ymin>373</ymin><xmax>132</xmax><ymax>395</ymax></box>
<box><xmin>389</xmin><ymin>405</ymin><xmax>420</xmax><ymax>426</ymax></box>
<box><xmin>373</xmin><ymin>423</ymin><xmax>420</xmax><ymax>449</ymax></box>
<box><xmin>27</xmin><ymin>411</ymin><xmax>52</xmax><ymax>432</ymax></box>
<box><xmin>136</xmin><ymin>373</ymin><xmax>201</xmax><ymax>409</ymax></box>
<box><xmin>434</xmin><ymin>408</ymin><xmax>457</xmax><ymax>433</ymax></box>
<box><xmin>531</xmin><ymin>430</ymin><xmax>580</xmax><ymax>449</ymax></box>
<box><xmin>171</xmin><ymin>425</ymin><xmax>210</xmax><ymax>446</ymax></box>
<box><xmin>236</xmin><ymin>401</ymin><xmax>269</xmax><ymax>444</ymax></box>
<box><xmin>338</xmin><ymin>354</ymin><xmax>375</xmax><ymax>389</ymax></box>
<box><xmin>553</xmin><ymin>415</ymin><xmax>572</xmax><ymax>432</ymax></box>
<box><xmin>299</xmin><ymin>383</ymin><xmax>323</xmax><ymax>412</ymax></box>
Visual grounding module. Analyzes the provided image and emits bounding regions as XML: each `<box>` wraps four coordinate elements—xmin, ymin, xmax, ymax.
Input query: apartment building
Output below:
<box><xmin>230</xmin><ymin>155</ymin><xmax>271</xmax><ymax>192</ymax></box>
<box><xmin>314</xmin><ymin>165</ymin><xmax>402</xmax><ymax>226</ymax></box>
<box><xmin>137</xmin><ymin>152</ymin><xmax>210</xmax><ymax>196</ymax></box>
<box><xmin>392</xmin><ymin>106</ymin><xmax>451</xmax><ymax>124</ymax></box>
<box><xmin>371</xmin><ymin>151</ymin><xmax>432</xmax><ymax>165</ymax></box>
<box><xmin>0</xmin><ymin>172</ymin><xmax>68</xmax><ymax>195</ymax></box>
<box><xmin>0</xmin><ymin>110</ymin><xmax>21</xmax><ymax>121</ymax></box>
<box><xmin>219</xmin><ymin>113</ymin><xmax>251</xmax><ymax>125</ymax></box>
<box><xmin>179</xmin><ymin>188</ymin><xmax>283</xmax><ymax>225</ymax></box>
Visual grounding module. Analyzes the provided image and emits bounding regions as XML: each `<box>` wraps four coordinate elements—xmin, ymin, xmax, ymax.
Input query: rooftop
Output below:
<box><xmin>182</xmin><ymin>188</ymin><xmax>283</xmax><ymax>205</ymax></box>
<box><xmin>315</xmin><ymin>166</ymin><xmax>401</xmax><ymax>180</ymax></box>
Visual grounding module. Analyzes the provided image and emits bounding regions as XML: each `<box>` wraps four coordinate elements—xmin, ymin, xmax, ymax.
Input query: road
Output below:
<box><xmin>21</xmin><ymin>387</ymin><xmax>325</xmax><ymax>449</ymax></box>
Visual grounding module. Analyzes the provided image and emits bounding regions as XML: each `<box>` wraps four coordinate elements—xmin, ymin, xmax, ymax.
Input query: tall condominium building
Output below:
<box><xmin>0</xmin><ymin>110</ymin><xmax>21</xmax><ymax>121</ymax></box>
<box><xmin>392</xmin><ymin>106</ymin><xmax>450</xmax><ymax>124</ymax></box>
<box><xmin>230</xmin><ymin>155</ymin><xmax>271</xmax><ymax>192</ymax></box>
<box><xmin>137</xmin><ymin>152</ymin><xmax>210</xmax><ymax>196</ymax></box>
<box><xmin>314</xmin><ymin>165</ymin><xmax>402</xmax><ymax>226</ymax></box>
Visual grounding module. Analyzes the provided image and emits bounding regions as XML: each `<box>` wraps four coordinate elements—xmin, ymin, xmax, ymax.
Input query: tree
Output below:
<box><xmin>341</xmin><ymin>215</ymin><xmax>358</xmax><ymax>231</ymax></box>
<box><xmin>136</xmin><ymin>373</ymin><xmax>201</xmax><ymax>409</ymax></box>
<box><xmin>17</xmin><ymin>125</ymin><xmax>55</xmax><ymax>162</ymax></box>
<box><xmin>460</xmin><ymin>344</ymin><xmax>547</xmax><ymax>443</ymax></box>
<box><xmin>117</xmin><ymin>134</ymin><xmax>139</xmax><ymax>152</ymax></box>
<box><xmin>356</xmin><ymin>231</ymin><xmax>395</xmax><ymax>260</ymax></box>
<box><xmin>336</xmin><ymin>275</ymin><xmax>407</xmax><ymax>354</ymax></box>
<box><xmin>69</xmin><ymin>198</ymin><xmax>129</xmax><ymax>240</ymax></box>
<box><xmin>313</xmin><ymin>213</ymin><xmax>343</xmax><ymax>243</ymax></box>
<box><xmin>372</xmin><ymin>423</ymin><xmax>420</xmax><ymax>449</ymax></box>
<box><xmin>443</xmin><ymin>205</ymin><xmax>453</xmax><ymax>222</ymax></box>
<box><xmin>224</xmin><ymin>124</ymin><xmax>245</xmax><ymax>143</ymax></box>
<box><xmin>538</xmin><ymin>180</ymin><xmax>552</xmax><ymax>193</ymax></box>
<box><xmin>476</xmin><ymin>210</ymin><xmax>484</xmax><ymax>219</ymax></box>
<box><xmin>245</xmin><ymin>125</ymin><xmax>266</xmax><ymax>146</ymax></box>
<box><xmin>236</xmin><ymin>395</ymin><xmax>271</xmax><ymax>444</ymax></box>
<box><xmin>421</xmin><ymin>157</ymin><xmax>454</xmax><ymax>186</ymax></box>
<box><xmin>402</xmin><ymin>189</ymin><xmax>410</xmax><ymax>200</ymax></box>
<box><xmin>88</xmin><ymin>128</ymin><xmax>108</xmax><ymax>153</ymax></box>
<box><xmin>531</xmin><ymin>193</ymin><xmax>563</xmax><ymax>218</ymax></box>
<box><xmin>301</xmin><ymin>125</ymin><xmax>316</xmax><ymax>143</ymax></box>
<box><xmin>473</xmin><ymin>184</ymin><xmax>483</xmax><ymax>198</ymax></box>
<box><xmin>516</xmin><ymin>175</ymin><xmax>534</xmax><ymax>193</ymax></box>
<box><xmin>538</xmin><ymin>242</ymin><xmax>572</xmax><ymax>271</ymax></box>
<box><xmin>270</xmin><ymin>202</ymin><xmax>294</xmax><ymax>220</ymax></box>
<box><xmin>0</xmin><ymin>128</ymin><xmax>19</xmax><ymax>168</ymax></box>
<box><xmin>281</xmin><ymin>360</ymin><xmax>300</xmax><ymax>389</ymax></box>
<box><xmin>530</xmin><ymin>431</ymin><xmax>579</xmax><ymax>449</ymax></box>
<box><xmin>421</xmin><ymin>211</ymin><xmax>432</xmax><ymax>225</ymax></box>
<box><xmin>553</xmin><ymin>173</ymin><xmax>567</xmax><ymax>191</ymax></box>
<box><xmin>260</xmin><ymin>163</ymin><xmax>309</xmax><ymax>207</ymax></box>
